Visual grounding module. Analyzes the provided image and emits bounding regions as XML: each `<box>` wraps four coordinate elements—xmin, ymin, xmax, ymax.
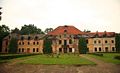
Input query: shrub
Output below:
<box><xmin>0</xmin><ymin>54</ymin><xmax>38</xmax><ymax>60</ymax></box>
<box><xmin>114</xmin><ymin>56</ymin><xmax>120</xmax><ymax>60</ymax></box>
<box><xmin>93</xmin><ymin>53</ymin><xmax>103</xmax><ymax>57</ymax></box>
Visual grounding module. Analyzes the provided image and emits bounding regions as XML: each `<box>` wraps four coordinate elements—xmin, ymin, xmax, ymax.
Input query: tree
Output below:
<box><xmin>43</xmin><ymin>37</ymin><xmax>52</xmax><ymax>54</ymax></box>
<box><xmin>115</xmin><ymin>33</ymin><xmax>120</xmax><ymax>53</ymax></box>
<box><xmin>44</xmin><ymin>28</ymin><xmax>53</xmax><ymax>34</ymax></box>
<box><xmin>11</xmin><ymin>28</ymin><xmax>20</xmax><ymax>34</ymax></box>
<box><xmin>20</xmin><ymin>24</ymin><xmax>44</xmax><ymax>35</ymax></box>
<box><xmin>78</xmin><ymin>37</ymin><xmax>88</xmax><ymax>54</ymax></box>
<box><xmin>0</xmin><ymin>25</ymin><xmax>10</xmax><ymax>52</ymax></box>
<box><xmin>8</xmin><ymin>38</ymin><xmax>18</xmax><ymax>53</ymax></box>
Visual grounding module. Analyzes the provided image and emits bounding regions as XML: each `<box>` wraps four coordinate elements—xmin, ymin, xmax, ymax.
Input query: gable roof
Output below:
<box><xmin>48</xmin><ymin>25</ymin><xmax>84</xmax><ymax>35</ymax></box>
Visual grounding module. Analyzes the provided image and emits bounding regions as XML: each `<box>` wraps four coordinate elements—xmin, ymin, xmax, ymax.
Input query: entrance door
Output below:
<box><xmin>105</xmin><ymin>47</ymin><xmax>108</xmax><ymax>52</ymax></box>
<box><xmin>64</xmin><ymin>47</ymin><xmax>67</xmax><ymax>53</ymax></box>
<box><xmin>27</xmin><ymin>48</ymin><xmax>30</xmax><ymax>53</ymax></box>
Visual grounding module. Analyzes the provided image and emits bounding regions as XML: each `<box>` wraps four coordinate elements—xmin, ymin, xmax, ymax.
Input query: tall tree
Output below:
<box><xmin>8</xmin><ymin>38</ymin><xmax>18</xmax><ymax>53</ymax></box>
<box><xmin>44</xmin><ymin>28</ymin><xmax>53</xmax><ymax>34</ymax></box>
<box><xmin>20</xmin><ymin>24</ymin><xmax>44</xmax><ymax>35</ymax></box>
<box><xmin>0</xmin><ymin>25</ymin><xmax>10</xmax><ymax>52</ymax></box>
<box><xmin>78</xmin><ymin>37</ymin><xmax>88</xmax><ymax>54</ymax></box>
<box><xmin>115</xmin><ymin>33</ymin><xmax>120</xmax><ymax>53</ymax></box>
<box><xmin>11</xmin><ymin>28</ymin><xmax>20</xmax><ymax>34</ymax></box>
<box><xmin>43</xmin><ymin>37</ymin><xmax>52</xmax><ymax>54</ymax></box>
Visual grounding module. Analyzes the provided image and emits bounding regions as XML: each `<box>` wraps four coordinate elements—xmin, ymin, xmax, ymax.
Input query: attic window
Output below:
<box><xmin>35</xmin><ymin>36</ymin><xmax>38</xmax><ymax>40</ymax></box>
<box><xmin>64</xmin><ymin>30</ymin><xmax>67</xmax><ymax>32</ymax></box>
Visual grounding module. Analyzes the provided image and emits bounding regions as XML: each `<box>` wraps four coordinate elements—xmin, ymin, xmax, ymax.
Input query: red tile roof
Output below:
<box><xmin>48</xmin><ymin>25</ymin><xmax>84</xmax><ymax>35</ymax></box>
<box><xmin>86</xmin><ymin>31</ymin><xmax>115</xmax><ymax>37</ymax></box>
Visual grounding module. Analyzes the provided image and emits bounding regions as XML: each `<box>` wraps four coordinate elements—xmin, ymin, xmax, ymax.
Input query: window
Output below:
<box><xmin>64</xmin><ymin>34</ymin><xmax>67</xmax><ymax>37</ymax></box>
<box><xmin>36</xmin><ymin>48</ymin><xmax>39</xmax><ymax>52</ymax></box>
<box><xmin>86</xmin><ymin>40</ymin><xmax>88</xmax><ymax>44</ymax></box>
<box><xmin>21</xmin><ymin>36</ymin><xmax>24</xmax><ymax>40</ymax></box>
<box><xmin>105</xmin><ymin>40</ymin><xmax>107</xmax><ymax>43</ymax></box>
<box><xmin>22</xmin><ymin>42</ymin><xmax>24</xmax><ymax>45</ymax></box>
<box><xmin>6</xmin><ymin>42</ymin><xmax>8</xmax><ymax>45</ymax></box>
<box><xmin>64</xmin><ymin>40</ymin><xmax>67</xmax><ymax>45</ymax></box>
<box><xmin>28</xmin><ymin>42</ymin><xmax>30</xmax><ymax>45</ymax></box>
<box><xmin>28</xmin><ymin>36</ymin><xmax>31</xmax><ymax>40</ymax></box>
<box><xmin>59</xmin><ymin>40</ymin><xmax>62</xmax><ymax>44</ymax></box>
<box><xmin>35</xmin><ymin>36</ymin><xmax>38</xmax><ymax>40</ymax></box>
<box><xmin>9</xmin><ymin>36</ymin><xmax>11</xmax><ymax>39</ymax></box>
<box><xmin>111</xmin><ymin>40</ymin><xmax>114</xmax><ymax>43</ymax></box>
<box><xmin>69</xmin><ymin>48</ymin><xmax>72</xmax><ymax>52</ymax></box>
<box><xmin>98</xmin><ymin>40</ymin><xmax>101</xmax><ymax>43</ymax></box>
<box><xmin>59</xmin><ymin>35</ymin><xmax>61</xmax><ymax>38</ymax></box>
<box><xmin>19</xmin><ymin>42</ymin><xmax>21</xmax><ymax>45</ymax></box>
<box><xmin>105</xmin><ymin>47</ymin><xmax>108</xmax><ymax>52</ymax></box>
<box><xmin>95</xmin><ymin>47</ymin><xmax>97</xmax><ymax>51</ymax></box>
<box><xmin>27</xmin><ymin>48</ymin><xmax>30</xmax><ymax>53</ymax></box>
<box><xmin>69</xmin><ymin>35</ymin><xmax>72</xmax><ymax>38</ymax></box>
<box><xmin>5</xmin><ymin>48</ymin><xmax>7</xmax><ymax>52</ymax></box>
<box><xmin>33</xmin><ymin>42</ymin><xmax>35</xmax><ymax>45</ymax></box>
<box><xmin>99</xmin><ymin>47</ymin><xmax>101</xmax><ymax>51</ymax></box>
<box><xmin>33</xmin><ymin>48</ymin><xmax>35</xmax><ymax>52</ymax></box>
<box><xmin>22</xmin><ymin>48</ymin><xmax>24</xmax><ymax>52</ymax></box>
<box><xmin>59</xmin><ymin>48</ymin><xmax>62</xmax><ymax>52</ymax></box>
<box><xmin>64</xmin><ymin>30</ymin><xmax>67</xmax><ymax>32</ymax></box>
<box><xmin>112</xmin><ymin>47</ymin><xmax>115</xmax><ymax>51</ymax></box>
<box><xmin>69</xmin><ymin>39</ymin><xmax>72</xmax><ymax>44</ymax></box>
<box><xmin>37</xmin><ymin>42</ymin><xmax>39</xmax><ymax>45</ymax></box>
<box><xmin>19</xmin><ymin>48</ymin><xmax>21</xmax><ymax>52</ymax></box>
<box><xmin>94</xmin><ymin>41</ymin><xmax>96</xmax><ymax>44</ymax></box>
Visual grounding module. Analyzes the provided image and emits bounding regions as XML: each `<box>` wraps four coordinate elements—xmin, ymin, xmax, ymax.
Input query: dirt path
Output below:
<box><xmin>0</xmin><ymin>55</ymin><xmax>120</xmax><ymax>73</ymax></box>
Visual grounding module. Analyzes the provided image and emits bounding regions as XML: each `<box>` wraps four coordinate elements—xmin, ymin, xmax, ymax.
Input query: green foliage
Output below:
<box><xmin>0</xmin><ymin>25</ymin><xmax>10</xmax><ymax>52</ymax></box>
<box><xmin>44</xmin><ymin>28</ymin><xmax>53</xmax><ymax>34</ymax></box>
<box><xmin>43</xmin><ymin>37</ymin><xmax>52</xmax><ymax>54</ymax></box>
<box><xmin>20</xmin><ymin>24</ymin><xmax>44</xmax><ymax>35</ymax></box>
<box><xmin>115</xmin><ymin>33</ymin><xmax>120</xmax><ymax>52</ymax></box>
<box><xmin>11</xmin><ymin>28</ymin><xmax>20</xmax><ymax>34</ymax></box>
<box><xmin>114</xmin><ymin>56</ymin><xmax>120</xmax><ymax>60</ymax></box>
<box><xmin>78</xmin><ymin>37</ymin><xmax>88</xmax><ymax>54</ymax></box>
<box><xmin>8</xmin><ymin>38</ymin><xmax>18</xmax><ymax>53</ymax></box>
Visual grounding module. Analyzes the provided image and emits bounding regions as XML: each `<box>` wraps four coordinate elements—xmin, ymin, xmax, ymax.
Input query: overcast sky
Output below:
<box><xmin>0</xmin><ymin>0</ymin><xmax>120</xmax><ymax>32</ymax></box>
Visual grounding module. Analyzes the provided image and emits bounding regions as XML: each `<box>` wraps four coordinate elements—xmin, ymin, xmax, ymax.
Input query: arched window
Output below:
<box><xmin>33</xmin><ymin>48</ymin><xmax>35</xmax><ymax>52</ymax></box>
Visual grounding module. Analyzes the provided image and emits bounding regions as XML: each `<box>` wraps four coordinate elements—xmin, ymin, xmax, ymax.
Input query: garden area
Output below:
<box><xmin>0</xmin><ymin>54</ymin><xmax>95</xmax><ymax>65</ymax></box>
<box><xmin>19</xmin><ymin>54</ymin><xmax>95</xmax><ymax>65</ymax></box>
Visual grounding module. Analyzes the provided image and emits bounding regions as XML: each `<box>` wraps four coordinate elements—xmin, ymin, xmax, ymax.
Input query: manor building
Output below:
<box><xmin>1</xmin><ymin>25</ymin><xmax>116</xmax><ymax>53</ymax></box>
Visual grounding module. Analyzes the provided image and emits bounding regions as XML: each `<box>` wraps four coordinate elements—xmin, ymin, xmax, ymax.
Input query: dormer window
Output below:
<box><xmin>64</xmin><ymin>30</ymin><xmax>67</xmax><ymax>32</ymax></box>
<box><xmin>35</xmin><ymin>36</ymin><xmax>38</xmax><ymax>40</ymax></box>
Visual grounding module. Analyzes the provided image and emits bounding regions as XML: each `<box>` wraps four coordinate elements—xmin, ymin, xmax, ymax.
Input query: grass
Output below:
<box><xmin>87</xmin><ymin>53</ymin><xmax>120</xmax><ymax>64</ymax></box>
<box><xmin>20</xmin><ymin>54</ymin><xmax>95</xmax><ymax>65</ymax></box>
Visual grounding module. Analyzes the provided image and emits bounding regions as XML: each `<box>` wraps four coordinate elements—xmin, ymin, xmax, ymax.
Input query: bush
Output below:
<box><xmin>114</xmin><ymin>56</ymin><xmax>120</xmax><ymax>60</ymax></box>
<box><xmin>93</xmin><ymin>53</ymin><xmax>103</xmax><ymax>57</ymax></box>
<box><xmin>0</xmin><ymin>54</ymin><xmax>39</xmax><ymax>60</ymax></box>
